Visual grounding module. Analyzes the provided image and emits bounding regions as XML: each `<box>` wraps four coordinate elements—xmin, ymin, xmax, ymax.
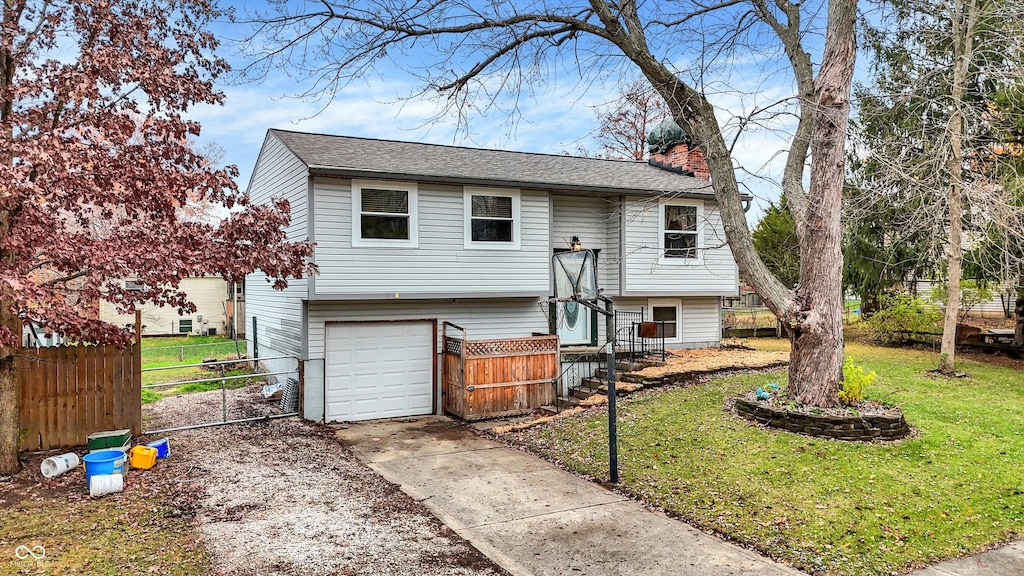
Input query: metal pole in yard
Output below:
<box><xmin>605</xmin><ymin>297</ymin><xmax>618</xmax><ymax>484</ymax></box>
<box><xmin>220</xmin><ymin>363</ymin><xmax>227</xmax><ymax>423</ymax></box>
<box><xmin>179</xmin><ymin>346</ymin><xmax>184</xmax><ymax>362</ymax></box>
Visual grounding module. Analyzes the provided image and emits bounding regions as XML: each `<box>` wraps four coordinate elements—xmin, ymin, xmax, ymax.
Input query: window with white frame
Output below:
<box><xmin>650</xmin><ymin>301</ymin><xmax>680</xmax><ymax>341</ymax></box>
<box><xmin>352</xmin><ymin>180</ymin><xmax>418</xmax><ymax>246</ymax></box>
<box><xmin>464</xmin><ymin>188</ymin><xmax>520</xmax><ymax>248</ymax></box>
<box><xmin>660</xmin><ymin>200</ymin><xmax>703</xmax><ymax>260</ymax></box>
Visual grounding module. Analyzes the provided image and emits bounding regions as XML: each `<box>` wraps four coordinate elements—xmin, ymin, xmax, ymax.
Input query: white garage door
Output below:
<box><xmin>324</xmin><ymin>321</ymin><xmax>434</xmax><ymax>422</ymax></box>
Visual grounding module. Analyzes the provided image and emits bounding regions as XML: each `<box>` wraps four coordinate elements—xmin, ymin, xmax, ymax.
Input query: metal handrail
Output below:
<box><xmin>550</xmin><ymin>345</ymin><xmax>607</xmax><ymax>414</ymax></box>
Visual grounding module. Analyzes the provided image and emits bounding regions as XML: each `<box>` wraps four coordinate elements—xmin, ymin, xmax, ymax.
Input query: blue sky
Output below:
<box><xmin>186</xmin><ymin>3</ymin><xmax>814</xmax><ymax>221</ymax></box>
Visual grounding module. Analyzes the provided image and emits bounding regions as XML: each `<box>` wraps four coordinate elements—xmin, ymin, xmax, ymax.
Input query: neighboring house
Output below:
<box><xmin>99</xmin><ymin>276</ymin><xmax>239</xmax><ymax>336</ymax></box>
<box><xmin>912</xmin><ymin>279</ymin><xmax>1013</xmax><ymax>319</ymax></box>
<box><xmin>722</xmin><ymin>280</ymin><xmax>763</xmax><ymax>309</ymax></box>
<box><xmin>245</xmin><ymin>129</ymin><xmax>741</xmax><ymax>423</ymax></box>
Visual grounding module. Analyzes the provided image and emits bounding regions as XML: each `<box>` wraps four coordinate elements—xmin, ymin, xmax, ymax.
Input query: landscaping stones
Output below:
<box><xmin>733</xmin><ymin>397</ymin><xmax>912</xmax><ymax>441</ymax></box>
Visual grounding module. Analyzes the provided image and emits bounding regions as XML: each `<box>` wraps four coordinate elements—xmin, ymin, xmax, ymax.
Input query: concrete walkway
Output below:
<box><xmin>334</xmin><ymin>416</ymin><xmax>1022</xmax><ymax>576</ymax></box>
<box><xmin>909</xmin><ymin>542</ymin><xmax>1024</xmax><ymax>576</ymax></box>
<box><xmin>334</xmin><ymin>416</ymin><xmax>803</xmax><ymax>576</ymax></box>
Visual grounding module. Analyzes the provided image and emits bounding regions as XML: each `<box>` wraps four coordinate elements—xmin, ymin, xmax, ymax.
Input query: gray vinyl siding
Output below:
<box><xmin>680</xmin><ymin>297</ymin><xmax>722</xmax><ymax>346</ymax></box>
<box><xmin>311</xmin><ymin>178</ymin><xmax>550</xmax><ymax>297</ymax></box>
<box><xmin>913</xmin><ymin>280</ymin><xmax>1011</xmax><ymax>317</ymax></box>
<box><xmin>615</xmin><ymin>296</ymin><xmax>721</xmax><ymax>348</ymax></box>
<box><xmin>550</xmin><ymin>195</ymin><xmax>620</xmax><ymax>296</ymax></box>
<box><xmin>306</xmin><ymin>298</ymin><xmax>548</xmax><ymax>360</ymax></box>
<box><xmin>622</xmin><ymin>197</ymin><xmax>738</xmax><ymax>296</ymax></box>
<box><xmin>302</xmin><ymin>298</ymin><xmax>549</xmax><ymax>420</ymax></box>
<box><xmin>244</xmin><ymin>133</ymin><xmax>311</xmax><ymax>360</ymax></box>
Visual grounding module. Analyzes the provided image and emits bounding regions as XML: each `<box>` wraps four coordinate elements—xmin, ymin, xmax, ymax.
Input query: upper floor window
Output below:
<box><xmin>464</xmin><ymin>188</ymin><xmax>520</xmax><ymax>249</ymax></box>
<box><xmin>660</xmin><ymin>200</ymin><xmax>703</xmax><ymax>260</ymax></box>
<box><xmin>352</xmin><ymin>180</ymin><xmax>418</xmax><ymax>247</ymax></box>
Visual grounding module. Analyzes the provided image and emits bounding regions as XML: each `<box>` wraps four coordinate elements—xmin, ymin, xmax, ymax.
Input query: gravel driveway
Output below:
<box><xmin>148</xmin><ymin>384</ymin><xmax>507</xmax><ymax>576</ymax></box>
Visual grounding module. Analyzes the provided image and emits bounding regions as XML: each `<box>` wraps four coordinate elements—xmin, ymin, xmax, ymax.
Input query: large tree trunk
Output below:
<box><xmin>0</xmin><ymin>348</ymin><xmax>17</xmax><ymax>474</ymax></box>
<box><xmin>0</xmin><ymin>293</ymin><xmax>20</xmax><ymax>474</ymax></box>
<box><xmin>606</xmin><ymin>0</ymin><xmax>856</xmax><ymax>407</ymax></box>
<box><xmin>785</xmin><ymin>0</ymin><xmax>857</xmax><ymax>407</ymax></box>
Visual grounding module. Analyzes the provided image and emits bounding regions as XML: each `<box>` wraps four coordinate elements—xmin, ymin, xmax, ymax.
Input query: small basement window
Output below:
<box><xmin>352</xmin><ymin>180</ymin><xmax>418</xmax><ymax>246</ymax></box>
<box><xmin>178</xmin><ymin>319</ymin><xmax>193</xmax><ymax>334</ymax></box>
<box><xmin>651</xmin><ymin>304</ymin><xmax>679</xmax><ymax>341</ymax></box>
<box><xmin>464</xmin><ymin>188</ymin><xmax>520</xmax><ymax>249</ymax></box>
<box><xmin>660</xmin><ymin>200</ymin><xmax>703</xmax><ymax>260</ymax></box>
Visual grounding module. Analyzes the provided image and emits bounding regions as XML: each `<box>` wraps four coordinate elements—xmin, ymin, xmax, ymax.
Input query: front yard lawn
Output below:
<box><xmin>510</xmin><ymin>341</ymin><xmax>1024</xmax><ymax>575</ymax></box>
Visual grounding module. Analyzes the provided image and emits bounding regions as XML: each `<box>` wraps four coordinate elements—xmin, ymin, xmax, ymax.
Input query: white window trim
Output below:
<box><xmin>658</xmin><ymin>199</ymin><xmax>704</xmax><ymax>263</ymax></box>
<box><xmin>648</xmin><ymin>299</ymin><xmax>682</xmax><ymax>344</ymax></box>
<box><xmin>463</xmin><ymin>187</ymin><xmax>521</xmax><ymax>250</ymax></box>
<box><xmin>351</xmin><ymin>180</ymin><xmax>419</xmax><ymax>247</ymax></box>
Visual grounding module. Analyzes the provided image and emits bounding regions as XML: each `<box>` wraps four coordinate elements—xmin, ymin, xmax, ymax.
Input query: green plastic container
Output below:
<box><xmin>87</xmin><ymin>429</ymin><xmax>131</xmax><ymax>451</ymax></box>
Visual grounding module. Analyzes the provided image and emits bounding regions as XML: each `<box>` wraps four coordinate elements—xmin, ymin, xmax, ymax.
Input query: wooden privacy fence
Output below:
<box><xmin>17</xmin><ymin>344</ymin><xmax>142</xmax><ymax>451</ymax></box>
<box><xmin>442</xmin><ymin>322</ymin><xmax>559</xmax><ymax>420</ymax></box>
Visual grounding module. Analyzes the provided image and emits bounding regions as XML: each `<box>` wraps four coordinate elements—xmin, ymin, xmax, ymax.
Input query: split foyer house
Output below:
<box><xmin>244</xmin><ymin>129</ymin><xmax>741</xmax><ymax>423</ymax></box>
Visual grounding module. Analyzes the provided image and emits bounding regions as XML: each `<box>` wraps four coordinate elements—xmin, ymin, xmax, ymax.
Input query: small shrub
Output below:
<box><xmin>840</xmin><ymin>356</ymin><xmax>877</xmax><ymax>405</ymax></box>
<box><xmin>866</xmin><ymin>293</ymin><xmax>942</xmax><ymax>344</ymax></box>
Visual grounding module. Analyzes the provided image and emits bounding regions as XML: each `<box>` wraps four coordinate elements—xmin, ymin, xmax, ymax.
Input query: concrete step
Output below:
<box><xmin>538</xmin><ymin>396</ymin><xmax>580</xmax><ymax>415</ymax></box>
<box><xmin>596</xmin><ymin>381</ymin><xmax>645</xmax><ymax>395</ymax></box>
<box><xmin>555</xmin><ymin>396</ymin><xmax>580</xmax><ymax>409</ymax></box>
<box><xmin>594</xmin><ymin>369</ymin><xmax>648</xmax><ymax>384</ymax></box>
<box><xmin>570</xmin><ymin>388</ymin><xmax>594</xmax><ymax>400</ymax></box>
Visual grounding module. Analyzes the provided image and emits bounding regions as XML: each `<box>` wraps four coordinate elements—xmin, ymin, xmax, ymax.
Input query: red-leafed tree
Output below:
<box><xmin>0</xmin><ymin>0</ymin><xmax>315</xmax><ymax>473</ymax></box>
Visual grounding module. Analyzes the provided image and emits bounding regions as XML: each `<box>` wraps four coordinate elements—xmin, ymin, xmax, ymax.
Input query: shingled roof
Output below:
<box><xmin>268</xmin><ymin>129</ymin><xmax>716</xmax><ymax>197</ymax></box>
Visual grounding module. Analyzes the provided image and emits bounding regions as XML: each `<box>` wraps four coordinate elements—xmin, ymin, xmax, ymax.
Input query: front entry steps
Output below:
<box><xmin>538</xmin><ymin>356</ymin><xmax>665</xmax><ymax>416</ymax></box>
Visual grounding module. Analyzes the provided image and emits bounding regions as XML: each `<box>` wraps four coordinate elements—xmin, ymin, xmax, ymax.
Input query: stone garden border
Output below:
<box><xmin>733</xmin><ymin>398</ymin><xmax>911</xmax><ymax>441</ymax></box>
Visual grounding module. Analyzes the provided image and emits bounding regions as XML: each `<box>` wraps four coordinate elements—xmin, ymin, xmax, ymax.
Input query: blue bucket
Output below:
<box><xmin>82</xmin><ymin>450</ymin><xmax>126</xmax><ymax>484</ymax></box>
<box><xmin>146</xmin><ymin>438</ymin><xmax>170</xmax><ymax>459</ymax></box>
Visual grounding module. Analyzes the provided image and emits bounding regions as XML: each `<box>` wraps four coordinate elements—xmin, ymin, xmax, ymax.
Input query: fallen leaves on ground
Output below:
<box><xmin>633</xmin><ymin>347</ymin><xmax>789</xmax><ymax>378</ymax></box>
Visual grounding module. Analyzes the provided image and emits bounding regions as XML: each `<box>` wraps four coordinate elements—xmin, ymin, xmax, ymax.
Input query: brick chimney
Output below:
<box><xmin>648</xmin><ymin>142</ymin><xmax>710</xmax><ymax>181</ymax></box>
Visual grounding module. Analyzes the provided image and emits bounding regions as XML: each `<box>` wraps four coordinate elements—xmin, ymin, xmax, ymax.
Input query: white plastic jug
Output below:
<box><xmin>88</xmin><ymin>473</ymin><xmax>124</xmax><ymax>497</ymax></box>
<box><xmin>40</xmin><ymin>452</ymin><xmax>80</xmax><ymax>478</ymax></box>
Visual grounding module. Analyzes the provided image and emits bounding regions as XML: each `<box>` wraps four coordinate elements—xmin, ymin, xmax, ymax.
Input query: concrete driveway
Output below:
<box><xmin>334</xmin><ymin>416</ymin><xmax>804</xmax><ymax>576</ymax></box>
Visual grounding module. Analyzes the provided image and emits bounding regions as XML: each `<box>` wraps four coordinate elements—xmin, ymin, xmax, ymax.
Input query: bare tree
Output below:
<box><xmin>854</xmin><ymin>0</ymin><xmax>1024</xmax><ymax>372</ymax></box>
<box><xmin>238</xmin><ymin>0</ymin><xmax>858</xmax><ymax>407</ymax></box>
<box><xmin>587</xmin><ymin>79</ymin><xmax>670</xmax><ymax>160</ymax></box>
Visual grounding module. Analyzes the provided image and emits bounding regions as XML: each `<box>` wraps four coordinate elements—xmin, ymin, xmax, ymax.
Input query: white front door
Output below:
<box><xmin>556</xmin><ymin>301</ymin><xmax>590</xmax><ymax>345</ymax></box>
<box><xmin>324</xmin><ymin>321</ymin><xmax>434</xmax><ymax>422</ymax></box>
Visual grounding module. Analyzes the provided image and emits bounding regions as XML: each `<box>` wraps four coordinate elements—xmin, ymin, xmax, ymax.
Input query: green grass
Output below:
<box><xmin>140</xmin><ymin>336</ymin><xmax>254</xmax><ymax>403</ymax></box>
<box><xmin>0</xmin><ymin>479</ymin><xmax>210</xmax><ymax>575</ymax></box>
<box><xmin>518</xmin><ymin>340</ymin><xmax>1024</xmax><ymax>575</ymax></box>
<box><xmin>141</xmin><ymin>335</ymin><xmax>245</xmax><ymax>367</ymax></box>
<box><xmin>142</xmin><ymin>368</ymin><xmax>261</xmax><ymax>404</ymax></box>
